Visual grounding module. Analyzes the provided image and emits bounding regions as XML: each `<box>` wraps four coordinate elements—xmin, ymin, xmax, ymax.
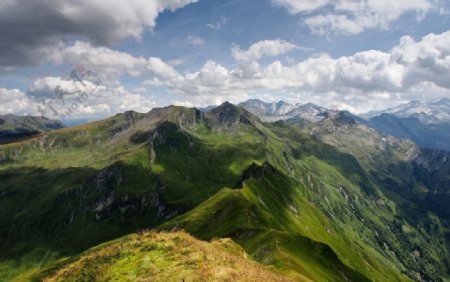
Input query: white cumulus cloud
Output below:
<box><xmin>232</xmin><ymin>39</ymin><xmax>299</xmax><ymax>62</ymax></box>
<box><xmin>273</xmin><ymin>0</ymin><xmax>434</xmax><ymax>35</ymax></box>
<box><xmin>272</xmin><ymin>0</ymin><xmax>329</xmax><ymax>13</ymax></box>
<box><xmin>143</xmin><ymin>31</ymin><xmax>450</xmax><ymax>112</ymax></box>
<box><xmin>3</xmin><ymin>31</ymin><xmax>449</xmax><ymax>118</ymax></box>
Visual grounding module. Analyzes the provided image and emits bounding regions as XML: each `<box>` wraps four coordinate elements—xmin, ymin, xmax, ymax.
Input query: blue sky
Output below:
<box><xmin>0</xmin><ymin>0</ymin><xmax>449</xmax><ymax>122</ymax></box>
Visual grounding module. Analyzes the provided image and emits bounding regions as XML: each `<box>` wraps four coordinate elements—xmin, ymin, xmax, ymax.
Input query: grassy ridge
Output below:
<box><xmin>42</xmin><ymin>231</ymin><xmax>293</xmax><ymax>282</ymax></box>
<box><xmin>162</xmin><ymin>163</ymin><xmax>406</xmax><ymax>281</ymax></box>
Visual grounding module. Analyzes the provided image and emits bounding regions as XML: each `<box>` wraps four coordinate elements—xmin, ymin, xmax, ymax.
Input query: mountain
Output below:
<box><xmin>364</xmin><ymin>98</ymin><xmax>450</xmax><ymax>124</ymax></box>
<box><xmin>239</xmin><ymin>99</ymin><xmax>337</xmax><ymax>122</ymax></box>
<box><xmin>364</xmin><ymin>113</ymin><xmax>450</xmax><ymax>151</ymax></box>
<box><xmin>0</xmin><ymin>102</ymin><xmax>449</xmax><ymax>281</ymax></box>
<box><xmin>238</xmin><ymin>99</ymin><xmax>296</xmax><ymax>120</ymax></box>
<box><xmin>358</xmin><ymin>98</ymin><xmax>450</xmax><ymax>151</ymax></box>
<box><xmin>239</xmin><ymin>97</ymin><xmax>450</xmax><ymax>151</ymax></box>
<box><xmin>0</xmin><ymin>115</ymin><xmax>64</xmax><ymax>144</ymax></box>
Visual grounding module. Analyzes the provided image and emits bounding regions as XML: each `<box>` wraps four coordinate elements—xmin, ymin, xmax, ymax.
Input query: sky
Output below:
<box><xmin>0</xmin><ymin>0</ymin><xmax>449</xmax><ymax>122</ymax></box>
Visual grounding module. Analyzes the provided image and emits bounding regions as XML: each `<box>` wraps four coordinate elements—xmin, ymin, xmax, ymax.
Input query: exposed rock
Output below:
<box><xmin>333</xmin><ymin>111</ymin><xmax>356</xmax><ymax>126</ymax></box>
<box><xmin>92</xmin><ymin>163</ymin><xmax>123</xmax><ymax>191</ymax></box>
<box><xmin>235</xmin><ymin>161</ymin><xmax>277</xmax><ymax>188</ymax></box>
<box><xmin>207</xmin><ymin>102</ymin><xmax>257</xmax><ymax>128</ymax></box>
<box><xmin>109</xmin><ymin>111</ymin><xmax>144</xmax><ymax>136</ymax></box>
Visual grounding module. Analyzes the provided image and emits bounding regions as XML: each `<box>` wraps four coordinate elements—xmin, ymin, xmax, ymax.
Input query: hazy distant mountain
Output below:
<box><xmin>199</xmin><ymin>105</ymin><xmax>218</xmax><ymax>112</ymax></box>
<box><xmin>238</xmin><ymin>99</ymin><xmax>337</xmax><ymax>122</ymax></box>
<box><xmin>0</xmin><ymin>114</ymin><xmax>64</xmax><ymax>144</ymax></box>
<box><xmin>364</xmin><ymin>114</ymin><xmax>450</xmax><ymax>151</ymax></box>
<box><xmin>358</xmin><ymin>98</ymin><xmax>450</xmax><ymax>151</ymax></box>
<box><xmin>364</xmin><ymin>97</ymin><xmax>450</xmax><ymax>124</ymax></box>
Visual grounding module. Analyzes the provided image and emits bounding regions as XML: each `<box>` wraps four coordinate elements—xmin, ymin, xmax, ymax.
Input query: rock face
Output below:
<box><xmin>77</xmin><ymin>163</ymin><xmax>182</xmax><ymax>222</ymax></box>
<box><xmin>332</xmin><ymin>111</ymin><xmax>357</xmax><ymax>126</ymax></box>
<box><xmin>144</xmin><ymin>106</ymin><xmax>203</xmax><ymax>128</ymax></box>
<box><xmin>235</xmin><ymin>161</ymin><xmax>278</xmax><ymax>188</ymax></box>
<box><xmin>109</xmin><ymin>111</ymin><xmax>144</xmax><ymax>135</ymax></box>
<box><xmin>206</xmin><ymin>102</ymin><xmax>257</xmax><ymax>129</ymax></box>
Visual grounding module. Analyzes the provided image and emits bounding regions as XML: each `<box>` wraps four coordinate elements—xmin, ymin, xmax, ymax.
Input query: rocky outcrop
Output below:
<box><xmin>144</xmin><ymin>106</ymin><xmax>203</xmax><ymax>128</ymax></box>
<box><xmin>235</xmin><ymin>161</ymin><xmax>278</xmax><ymax>188</ymax></box>
<box><xmin>109</xmin><ymin>111</ymin><xmax>144</xmax><ymax>135</ymax></box>
<box><xmin>333</xmin><ymin>111</ymin><xmax>357</xmax><ymax>126</ymax></box>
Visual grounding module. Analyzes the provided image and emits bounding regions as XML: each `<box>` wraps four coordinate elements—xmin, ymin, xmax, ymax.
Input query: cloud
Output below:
<box><xmin>49</xmin><ymin>41</ymin><xmax>180</xmax><ymax>84</ymax></box>
<box><xmin>186</xmin><ymin>35</ymin><xmax>205</xmax><ymax>46</ymax></box>
<box><xmin>391</xmin><ymin>32</ymin><xmax>450</xmax><ymax>89</ymax></box>
<box><xmin>143</xmin><ymin>31</ymin><xmax>450</xmax><ymax>112</ymax></box>
<box><xmin>0</xmin><ymin>88</ymin><xmax>37</xmax><ymax>115</ymax></box>
<box><xmin>1</xmin><ymin>78</ymin><xmax>156</xmax><ymax>120</ymax></box>
<box><xmin>231</xmin><ymin>40</ymin><xmax>299</xmax><ymax>62</ymax></box>
<box><xmin>272</xmin><ymin>0</ymin><xmax>329</xmax><ymax>13</ymax></box>
<box><xmin>273</xmin><ymin>0</ymin><xmax>434</xmax><ymax>34</ymax></box>
<box><xmin>0</xmin><ymin>0</ymin><xmax>198</xmax><ymax>67</ymax></box>
<box><xmin>4</xmin><ymin>31</ymin><xmax>449</xmax><ymax>118</ymax></box>
<box><xmin>57</xmin><ymin>85</ymin><xmax>156</xmax><ymax>118</ymax></box>
<box><xmin>206</xmin><ymin>16</ymin><xmax>228</xmax><ymax>30</ymax></box>
<box><xmin>28</xmin><ymin>76</ymin><xmax>102</xmax><ymax>99</ymax></box>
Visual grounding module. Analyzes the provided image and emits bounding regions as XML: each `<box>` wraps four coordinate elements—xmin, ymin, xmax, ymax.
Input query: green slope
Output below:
<box><xmin>0</xmin><ymin>103</ymin><xmax>448</xmax><ymax>281</ymax></box>
<box><xmin>162</xmin><ymin>162</ymin><xmax>402</xmax><ymax>281</ymax></box>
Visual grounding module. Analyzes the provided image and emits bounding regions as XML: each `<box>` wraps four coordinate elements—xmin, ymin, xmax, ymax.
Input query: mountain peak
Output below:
<box><xmin>148</xmin><ymin>105</ymin><xmax>203</xmax><ymax>127</ymax></box>
<box><xmin>208</xmin><ymin>102</ymin><xmax>257</xmax><ymax>128</ymax></box>
<box><xmin>239</xmin><ymin>99</ymin><xmax>336</xmax><ymax>122</ymax></box>
<box><xmin>332</xmin><ymin>111</ymin><xmax>356</xmax><ymax>125</ymax></box>
<box><xmin>238</xmin><ymin>99</ymin><xmax>295</xmax><ymax>120</ymax></box>
<box><xmin>243</xmin><ymin>98</ymin><xmax>265</xmax><ymax>104</ymax></box>
<box><xmin>211</xmin><ymin>101</ymin><xmax>241</xmax><ymax>114</ymax></box>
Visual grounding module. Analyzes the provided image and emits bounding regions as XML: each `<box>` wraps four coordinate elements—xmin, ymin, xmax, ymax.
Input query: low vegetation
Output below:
<box><xmin>43</xmin><ymin>231</ymin><xmax>293</xmax><ymax>282</ymax></box>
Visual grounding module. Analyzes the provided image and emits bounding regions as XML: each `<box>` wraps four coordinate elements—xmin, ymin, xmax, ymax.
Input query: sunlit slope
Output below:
<box><xmin>41</xmin><ymin>231</ymin><xmax>293</xmax><ymax>282</ymax></box>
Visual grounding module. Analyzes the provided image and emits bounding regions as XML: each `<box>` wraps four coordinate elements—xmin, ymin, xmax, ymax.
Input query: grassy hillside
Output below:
<box><xmin>0</xmin><ymin>103</ymin><xmax>448</xmax><ymax>281</ymax></box>
<box><xmin>162</xmin><ymin>163</ymin><xmax>376</xmax><ymax>281</ymax></box>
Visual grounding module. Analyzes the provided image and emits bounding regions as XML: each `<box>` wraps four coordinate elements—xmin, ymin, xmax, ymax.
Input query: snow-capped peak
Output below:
<box><xmin>239</xmin><ymin>99</ymin><xmax>334</xmax><ymax>122</ymax></box>
<box><xmin>364</xmin><ymin>98</ymin><xmax>450</xmax><ymax>124</ymax></box>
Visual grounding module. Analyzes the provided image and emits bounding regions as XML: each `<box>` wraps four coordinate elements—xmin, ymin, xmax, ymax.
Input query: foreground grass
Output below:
<box><xmin>42</xmin><ymin>231</ymin><xmax>294</xmax><ymax>282</ymax></box>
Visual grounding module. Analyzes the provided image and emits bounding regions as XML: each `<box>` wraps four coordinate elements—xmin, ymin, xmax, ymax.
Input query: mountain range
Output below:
<box><xmin>363</xmin><ymin>98</ymin><xmax>450</xmax><ymax>124</ymax></box>
<box><xmin>239</xmin><ymin>98</ymin><xmax>450</xmax><ymax>151</ymax></box>
<box><xmin>0</xmin><ymin>100</ymin><xmax>449</xmax><ymax>281</ymax></box>
<box><xmin>238</xmin><ymin>99</ymin><xmax>337</xmax><ymax>122</ymax></box>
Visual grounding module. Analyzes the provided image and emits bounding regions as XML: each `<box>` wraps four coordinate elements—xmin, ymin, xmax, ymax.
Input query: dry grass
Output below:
<box><xmin>44</xmin><ymin>231</ymin><xmax>294</xmax><ymax>282</ymax></box>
